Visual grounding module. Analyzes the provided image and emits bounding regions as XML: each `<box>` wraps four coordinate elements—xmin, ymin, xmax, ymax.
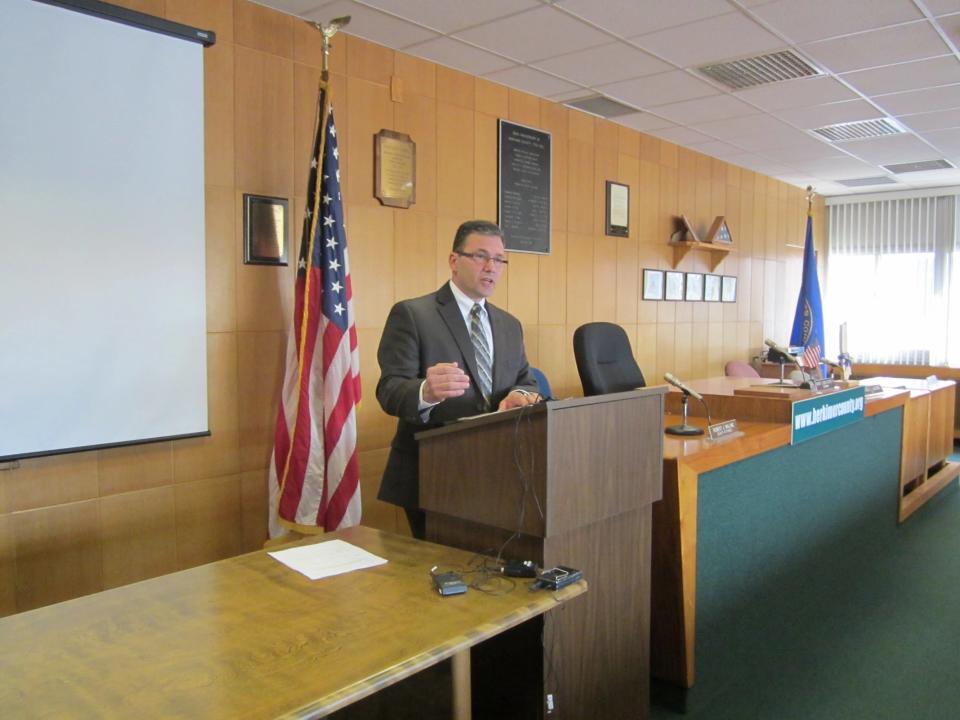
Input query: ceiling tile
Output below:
<box><xmin>403</xmin><ymin>36</ymin><xmax>516</xmax><ymax>75</ymax></box>
<box><xmin>597</xmin><ymin>70</ymin><xmax>718</xmax><ymax>109</ymax></box>
<box><xmin>556</xmin><ymin>0</ymin><xmax>731</xmax><ymax>38</ymax></box>
<box><xmin>649</xmin><ymin>126</ymin><xmax>717</xmax><ymax>145</ymax></box>
<box><xmin>628</xmin><ymin>12</ymin><xmax>784</xmax><ymax>68</ymax></box>
<box><xmin>613</xmin><ymin>113</ymin><xmax>676</xmax><ymax>133</ymax></box>
<box><xmin>453</xmin><ymin>5</ymin><xmax>610</xmax><ymax>63</ymax></box>
<box><xmin>482</xmin><ymin>65</ymin><xmax>581</xmax><ymax>97</ymax></box>
<box><xmin>898</xmin><ymin>108</ymin><xmax>960</xmax><ymax>132</ymax></box>
<box><xmin>801</xmin><ymin>21</ymin><xmax>949</xmax><ymax>74</ymax></box>
<box><xmin>793</xmin><ymin>155</ymin><xmax>889</xmax><ymax>179</ymax></box>
<box><xmin>355</xmin><ymin>0</ymin><xmax>539</xmax><ymax>33</ymax></box>
<box><xmin>892</xmin><ymin>167</ymin><xmax>960</xmax><ymax>188</ymax></box>
<box><xmin>691</xmin><ymin>113</ymin><xmax>802</xmax><ymax>141</ymax></box>
<box><xmin>921</xmin><ymin>127</ymin><xmax>960</xmax><ymax>156</ymax></box>
<box><xmin>925</xmin><ymin>1</ymin><xmax>960</xmax><ymax>16</ymax></box>
<box><xmin>748</xmin><ymin>0</ymin><xmax>923</xmax><ymax>44</ymax></box>
<box><xmin>532</xmin><ymin>42</ymin><xmax>671</xmax><ymax>87</ymax></box>
<box><xmin>841</xmin><ymin>55</ymin><xmax>960</xmax><ymax>97</ymax></box>
<box><xmin>302</xmin><ymin>1</ymin><xmax>439</xmax><ymax>48</ymax></box>
<box><xmin>685</xmin><ymin>139</ymin><xmax>752</xmax><ymax>159</ymax></box>
<box><xmin>761</xmin><ymin>140</ymin><xmax>846</xmax><ymax>163</ymax></box>
<box><xmin>733</xmin><ymin>76</ymin><xmax>858</xmax><ymax>112</ymax></box>
<box><xmin>256</xmin><ymin>0</ymin><xmax>333</xmax><ymax>15</ymax></box>
<box><xmin>872</xmin><ymin>83</ymin><xmax>960</xmax><ymax>116</ymax></box>
<box><xmin>838</xmin><ymin>133</ymin><xmax>941</xmax><ymax>164</ymax></box>
<box><xmin>775</xmin><ymin>99</ymin><xmax>886</xmax><ymax>129</ymax></box>
<box><xmin>649</xmin><ymin>94</ymin><xmax>758</xmax><ymax>125</ymax></box>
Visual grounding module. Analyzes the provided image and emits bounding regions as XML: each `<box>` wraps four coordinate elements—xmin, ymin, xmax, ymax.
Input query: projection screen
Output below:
<box><xmin>0</xmin><ymin>0</ymin><xmax>214</xmax><ymax>461</ymax></box>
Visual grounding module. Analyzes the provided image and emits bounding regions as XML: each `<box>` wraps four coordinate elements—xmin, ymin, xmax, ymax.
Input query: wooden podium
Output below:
<box><xmin>417</xmin><ymin>388</ymin><xmax>666</xmax><ymax>719</ymax></box>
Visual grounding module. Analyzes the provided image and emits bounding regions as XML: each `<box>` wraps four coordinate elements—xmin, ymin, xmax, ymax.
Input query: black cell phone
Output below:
<box><xmin>535</xmin><ymin>565</ymin><xmax>582</xmax><ymax>590</ymax></box>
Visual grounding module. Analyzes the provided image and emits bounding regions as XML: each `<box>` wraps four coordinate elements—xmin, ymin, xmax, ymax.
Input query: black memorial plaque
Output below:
<box><xmin>498</xmin><ymin>119</ymin><xmax>551</xmax><ymax>254</ymax></box>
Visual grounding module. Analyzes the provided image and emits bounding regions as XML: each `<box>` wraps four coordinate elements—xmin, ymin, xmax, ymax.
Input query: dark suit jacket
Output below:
<box><xmin>376</xmin><ymin>283</ymin><xmax>536</xmax><ymax>509</ymax></box>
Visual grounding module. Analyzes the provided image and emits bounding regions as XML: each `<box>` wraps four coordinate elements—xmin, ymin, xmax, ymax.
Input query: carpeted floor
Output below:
<box><xmin>652</xmin><ymin>445</ymin><xmax>960</xmax><ymax>720</ymax></box>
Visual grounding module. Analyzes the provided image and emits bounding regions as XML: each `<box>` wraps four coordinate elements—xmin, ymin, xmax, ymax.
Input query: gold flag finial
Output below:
<box><xmin>806</xmin><ymin>185</ymin><xmax>817</xmax><ymax>214</ymax></box>
<box><xmin>308</xmin><ymin>15</ymin><xmax>351</xmax><ymax>79</ymax></box>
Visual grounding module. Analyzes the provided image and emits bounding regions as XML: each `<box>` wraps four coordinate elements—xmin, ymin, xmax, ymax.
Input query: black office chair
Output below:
<box><xmin>573</xmin><ymin>322</ymin><xmax>646</xmax><ymax>396</ymax></box>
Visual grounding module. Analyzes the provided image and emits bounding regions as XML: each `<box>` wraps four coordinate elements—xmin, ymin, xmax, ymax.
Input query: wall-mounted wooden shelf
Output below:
<box><xmin>668</xmin><ymin>237</ymin><xmax>734</xmax><ymax>270</ymax></box>
<box><xmin>669</xmin><ymin>215</ymin><xmax>734</xmax><ymax>269</ymax></box>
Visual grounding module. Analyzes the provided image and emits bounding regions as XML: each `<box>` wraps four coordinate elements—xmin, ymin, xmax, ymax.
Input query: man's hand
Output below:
<box><xmin>498</xmin><ymin>389</ymin><xmax>541</xmax><ymax>411</ymax></box>
<box><xmin>422</xmin><ymin>362</ymin><xmax>471</xmax><ymax>404</ymax></box>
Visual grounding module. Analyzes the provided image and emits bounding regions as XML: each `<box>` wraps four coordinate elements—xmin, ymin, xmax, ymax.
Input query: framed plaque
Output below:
<box><xmin>243</xmin><ymin>194</ymin><xmax>288</xmax><ymax>266</ymax></box>
<box><xmin>375</xmin><ymin>129</ymin><xmax>416</xmax><ymax>209</ymax></box>
<box><xmin>642</xmin><ymin>269</ymin><xmax>663</xmax><ymax>301</ymax></box>
<box><xmin>722</xmin><ymin>275</ymin><xmax>737</xmax><ymax>302</ymax></box>
<box><xmin>498</xmin><ymin>119</ymin><xmax>551</xmax><ymax>254</ymax></box>
<box><xmin>665</xmin><ymin>271</ymin><xmax>685</xmax><ymax>301</ymax></box>
<box><xmin>704</xmin><ymin>273</ymin><xmax>721</xmax><ymax>302</ymax></box>
<box><xmin>605</xmin><ymin>181</ymin><xmax>629</xmax><ymax>237</ymax></box>
<box><xmin>685</xmin><ymin>272</ymin><xmax>703</xmax><ymax>301</ymax></box>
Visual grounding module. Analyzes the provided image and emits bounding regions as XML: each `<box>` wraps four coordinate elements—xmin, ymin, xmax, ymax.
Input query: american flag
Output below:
<box><xmin>801</xmin><ymin>341</ymin><xmax>822</xmax><ymax>370</ymax></box>
<box><xmin>268</xmin><ymin>80</ymin><xmax>361</xmax><ymax>537</ymax></box>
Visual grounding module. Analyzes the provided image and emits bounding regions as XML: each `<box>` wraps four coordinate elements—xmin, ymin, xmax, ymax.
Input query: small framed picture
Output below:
<box><xmin>244</xmin><ymin>194</ymin><xmax>289</xmax><ymax>266</ymax></box>
<box><xmin>642</xmin><ymin>268</ymin><xmax>664</xmax><ymax>301</ymax></box>
<box><xmin>665</xmin><ymin>271</ymin><xmax>685</xmax><ymax>301</ymax></box>
<box><xmin>605</xmin><ymin>181</ymin><xmax>629</xmax><ymax>237</ymax></box>
<box><xmin>704</xmin><ymin>273</ymin><xmax>721</xmax><ymax>302</ymax></box>
<box><xmin>685</xmin><ymin>272</ymin><xmax>703</xmax><ymax>301</ymax></box>
<box><xmin>722</xmin><ymin>275</ymin><xmax>737</xmax><ymax>302</ymax></box>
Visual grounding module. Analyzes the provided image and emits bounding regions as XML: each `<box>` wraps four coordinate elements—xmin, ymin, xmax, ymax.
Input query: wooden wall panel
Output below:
<box><xmin>0</xmin><ymin>0</ymin><xmax>828</xmax><ymax>614</ymax></box>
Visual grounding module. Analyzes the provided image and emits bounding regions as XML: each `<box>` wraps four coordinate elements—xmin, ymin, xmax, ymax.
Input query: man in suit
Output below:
<box><xmin>376</xmin><ymin>219</ymin><xmax>541</xmax><ymax>538</ymax></box>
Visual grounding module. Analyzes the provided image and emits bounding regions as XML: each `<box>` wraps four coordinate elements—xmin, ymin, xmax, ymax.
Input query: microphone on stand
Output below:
<box><xmin>764</xmin><ymin>338</ymin><xmax>808</xmax><ymax>387</ymax></box>
<box><xmin>663</xmin><ymin>373</ymin><xmax>706</xmax><ymax>436</ymax></box>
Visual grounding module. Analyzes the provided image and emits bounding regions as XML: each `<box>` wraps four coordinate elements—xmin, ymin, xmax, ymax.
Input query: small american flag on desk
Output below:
<box><xmin>269</xmin><ymin>79</ymin><xmax>361</xmax><ymax>537</ymax></box>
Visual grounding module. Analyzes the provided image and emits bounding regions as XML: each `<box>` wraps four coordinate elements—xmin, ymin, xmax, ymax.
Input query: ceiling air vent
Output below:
<box><xmin>836</xmin><ymin>176</ymin><xmax>898</xmax><ymax>187</ymax></box>
<box><xmin>812</xmin><ymin>118</ymin><xmax>903</xmax><ymax>142</ymax></box>
<box><xmin>883</xmin><ymin>159</ymin><xmax>954</xmax><ymax>174</ymax></box>
<box><xmin>564</xmin><ymin>95</ymin><xmax>638</xmax><ymax>119</ymax></box>
<box><xmin>697</xmin><ymin>50</ymin><xmax>821</xmax><ymax>90</ymax></box>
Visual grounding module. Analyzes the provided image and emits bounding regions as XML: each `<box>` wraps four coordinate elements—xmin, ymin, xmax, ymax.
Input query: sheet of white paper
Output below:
<box><xmin>268</xmin><ymin>539</ymin><xmax>387</xmax><ymax>581</ymax></box>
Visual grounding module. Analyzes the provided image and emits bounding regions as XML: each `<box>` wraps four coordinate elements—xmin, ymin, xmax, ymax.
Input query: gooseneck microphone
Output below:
<box><xmin>763</xmin><ymin>338</ymin><xmax>799</xmax><ymax>365</ymax></box>
<box><xmin>663</xmin><ymin>372</ymin><xmax>707</xmax><ymax>436</ymax></box>
<box><xmin>663</xmin><ymin>372</ymin><xmax>703</xmax><ymax>401</ymax></box>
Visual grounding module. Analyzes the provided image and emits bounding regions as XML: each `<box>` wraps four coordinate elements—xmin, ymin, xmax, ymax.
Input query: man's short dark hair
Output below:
<box><xmin>452</xmin><ymin>220</ymin><xmax>504</xmax><ymax>253</ymax></box>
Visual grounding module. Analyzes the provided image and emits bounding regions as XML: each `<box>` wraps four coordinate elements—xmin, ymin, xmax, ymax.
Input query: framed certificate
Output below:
<box><xmin>704</xmin><ymin>273</ymin><xmax>721</xmax><ymax>302</ymax></box>
<box><xmin>685</xmin><ymin>272</ymin><xmax>703</xmax><ymax>301</ymax></box>
<box><xmin>605</xmin><ymin>181</ymin><xmax>629</xmax><ymax>237</ymax></box>
<box><xmin>642</xmin><ymin>268</ymin><xmax>664</xmax><ymax>301</ymax></box>
<box><xmin>665</xmin><ymin>271</ymin><xmax>685</xmax><ymax>301</ymax></box>
<box><xmin>722</xmin><ymin>275</ymin><xmax>737</xmax><ymax>302</ymax></box>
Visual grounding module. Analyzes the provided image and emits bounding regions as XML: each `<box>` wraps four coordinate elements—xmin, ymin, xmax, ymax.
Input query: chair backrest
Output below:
<box><xmin>530</xmin><ymin>366</ymin><xmax>553</xmax><ymax>400</ymax></box>
<box><xmin>724</xmin><ymin>360</ymin><xmax>760</xmax><ymax>378</ymax></box>
<box><xmin>573</xmin><ymin>322</ymin><xmax>646</xmax><ymax>396</ymax></box>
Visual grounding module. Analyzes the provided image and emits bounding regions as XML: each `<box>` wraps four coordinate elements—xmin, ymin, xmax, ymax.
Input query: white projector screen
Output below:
<box><xmin>0</xmin><ymin>0</ymin><xmax>211</xmax><ymax>461</ymax></box>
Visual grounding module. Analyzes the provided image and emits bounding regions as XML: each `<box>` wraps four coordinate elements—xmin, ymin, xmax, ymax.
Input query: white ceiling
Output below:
<box><xmin>254</xmin><ymin>0</ymin><xmax>960</xmax><ymax>196</ymax></box>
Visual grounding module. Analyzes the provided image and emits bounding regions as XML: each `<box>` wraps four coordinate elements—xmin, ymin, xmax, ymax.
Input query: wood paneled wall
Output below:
<box><xmin>0</xmin><ymin>0</ymin><xmax>826</xmax><ymax>615</ymax></box>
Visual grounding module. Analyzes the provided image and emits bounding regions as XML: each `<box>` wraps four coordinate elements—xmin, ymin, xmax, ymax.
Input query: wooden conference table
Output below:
<box><xmin>0</xmin><ymin>526</ymin><xmax>586</xmax><ymax>719</ymax></box>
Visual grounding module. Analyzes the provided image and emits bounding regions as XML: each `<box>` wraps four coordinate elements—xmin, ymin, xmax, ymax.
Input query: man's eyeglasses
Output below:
<box><xmin>456</xmin><ymin>251</ymin><xmax>509</xmax><ymax>268</ymax></box>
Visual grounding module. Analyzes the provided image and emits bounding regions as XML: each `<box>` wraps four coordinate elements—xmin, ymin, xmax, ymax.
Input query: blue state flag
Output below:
<box><xmin>790</xmin><ymin>213</ymin><xmax>825</xmax><ymax>369</ymax></box>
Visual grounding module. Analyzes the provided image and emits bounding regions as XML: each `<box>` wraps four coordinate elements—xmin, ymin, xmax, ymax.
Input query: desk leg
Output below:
<box><xmin>452</xmin><ymin>649</ymin><xmax>471</xmax><ymax>720</ymax></box>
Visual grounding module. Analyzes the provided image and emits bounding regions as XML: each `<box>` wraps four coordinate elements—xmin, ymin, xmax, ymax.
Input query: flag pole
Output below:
<box><xmin>308</xmin><ymin>15</ymin><xmax>351</xmax><ymax>82</ymax></box>
<box><xmin>806</xmin><ymin>185</ymin><xmax>816</xmax><ymax>216</ymax></box>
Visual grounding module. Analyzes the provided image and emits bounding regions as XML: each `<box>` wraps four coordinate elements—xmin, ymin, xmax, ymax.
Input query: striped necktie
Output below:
<box><xmin>469</xmin><ymin>303</ymin><xmax>493</xmax><ymax>409</ymax></box>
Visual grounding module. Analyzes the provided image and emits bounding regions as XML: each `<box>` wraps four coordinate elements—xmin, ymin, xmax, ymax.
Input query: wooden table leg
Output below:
<box><xmin>451</xmin><ymin>649</ymin><xmax>471</xmax><ymax>720</ymax></box>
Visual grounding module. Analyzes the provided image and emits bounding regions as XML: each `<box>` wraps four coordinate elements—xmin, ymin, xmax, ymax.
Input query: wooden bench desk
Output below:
<box><xmin>0</xmin><ymin>526</ymin><xmax>585</xmax><ymax>719</ymax></box>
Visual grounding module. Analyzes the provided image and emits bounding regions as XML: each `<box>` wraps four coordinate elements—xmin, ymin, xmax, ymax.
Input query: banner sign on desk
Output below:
<box><xmin>791</xmin><ymin>386</ymin><xmax>865</xmax><ymax>445</ymax></box>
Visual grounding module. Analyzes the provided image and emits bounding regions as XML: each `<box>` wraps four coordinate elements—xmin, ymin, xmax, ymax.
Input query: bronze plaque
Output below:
<box><xmin>375</xmin><ymin>129</ymin><xmax>416</xmax><ymax>209</ymax></box>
